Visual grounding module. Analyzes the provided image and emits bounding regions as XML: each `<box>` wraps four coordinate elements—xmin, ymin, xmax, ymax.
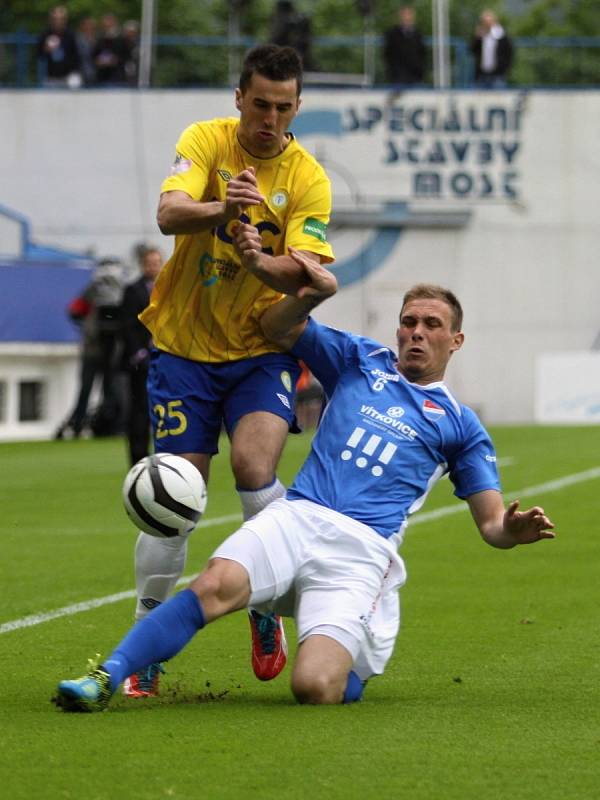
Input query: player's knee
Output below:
<box><xmin>231</xmin><ymin>449</ymin><xmax>273</xmax><ymax>489</ymax></box>
<box><xmin>189</xmin><ymin>559</ymin><xmax>250</xmax><ymax>620</ymax></box>
<box><xmin>291</xmin><ymin>670</ymin><xmax>346</xmax><ymax>705</ymax></box>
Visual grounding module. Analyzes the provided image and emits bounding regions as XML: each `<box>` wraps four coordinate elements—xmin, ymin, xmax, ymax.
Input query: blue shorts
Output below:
<box><xmin>147</xmin><ymin>350</ymin><xmax>301</xmax><ymax>455</ymax></box>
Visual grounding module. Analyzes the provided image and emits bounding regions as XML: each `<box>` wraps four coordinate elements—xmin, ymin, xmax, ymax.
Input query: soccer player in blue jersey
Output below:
<box><xmin>55</xmin><ymin>250</ymin><xmax>555</xmax><ymax>711</ymax></box>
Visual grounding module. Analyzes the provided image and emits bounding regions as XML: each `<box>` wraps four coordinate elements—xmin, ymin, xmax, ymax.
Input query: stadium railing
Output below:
<box><xmin>0</xmin><ymin>32</ymin><xmax>599</xmax><ymax>89</ymax></box>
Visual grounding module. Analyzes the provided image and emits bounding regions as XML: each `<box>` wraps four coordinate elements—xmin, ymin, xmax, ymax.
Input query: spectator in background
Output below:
<box><xmin>470</xmin><ymin>9</ymin><xmax>513</xmax><ymax>88</ymax></box>
<box><xmin>120</xmin><ymin>246</ymin><xmax>163</xmax><ymax>466</ymax></box>
<box><xmin>37</xmin><ymin>5</ymin><xmax>82</xmax><ymax>88</ymax></box>
<box><xmin>76</xmin><ymin>16</ymin><xmax>97</xmax><ymax>86</ymax></box>
<box><xmin>122</xmin><ymin>20</ymin><xmax>141</xmax><ymax>86</ymax></box>
<box><xmin>93</xmin><ymin>13</ymin><xmax>129</xmax><ymax>86</ymax></box>
<box><xmin>56</xmin><ymin>258</ymin><xmax>125</xmax><ymax>440</ymax></box>
<box><xmin>270</xmin><ymin>1</ymin><xmax>315</xmax><ymax>70</ymax></box>
<box><xmin>383</xmin><ymin>5</ymin><xmax>426</xmax><ymax>87</ymax></box>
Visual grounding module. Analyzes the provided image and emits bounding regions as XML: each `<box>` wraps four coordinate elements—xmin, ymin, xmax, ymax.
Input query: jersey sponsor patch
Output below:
<box><xmin>303</xmin><ymin>217</ymin><xmax>328</xmax><ymax>242</ymax></box>
<box><xmin>198</xmin><ymin>252</ymin><xmax>239</xmax><ymax>286</ymax></box>
<box><xmin>422</xmin><ymin>399</ymin><xmax>446</xmax><ymax>420</ymax></box>
<box><xmin>171</xmin><ymin>153</ymin><xmax>192</xmax><ymax>175</ymax></box>
<box><xmin>360</xmin><ymin>405</ymin><xmax>418</xmax><ymax>440</ymax></box>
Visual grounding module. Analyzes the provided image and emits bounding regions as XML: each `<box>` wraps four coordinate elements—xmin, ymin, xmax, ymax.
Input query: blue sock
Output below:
<box><xmin>343</xmin><ymin>670</ymin><xmax>366</xmax><ymax>704</ymax></box>
<box><xmin>102</xmin><ymin>588</ymin><xmax>205</xmax><ymax>690</ymax></box>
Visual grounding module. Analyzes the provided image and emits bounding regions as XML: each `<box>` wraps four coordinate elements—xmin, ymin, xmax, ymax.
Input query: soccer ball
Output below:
<box><xmin>122</xmin><ymin>453</ymin><xmax>207</xmax><ymax>538</ymax></box>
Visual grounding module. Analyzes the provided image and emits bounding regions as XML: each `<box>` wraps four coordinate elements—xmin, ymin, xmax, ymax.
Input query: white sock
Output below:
<box><xmin>238</xmin><ymin>478</ymin><xmax>286</xmax><ymax>621</ymax></box>
<box><xmin>237</xmin><ymin>478</ymin><xmax>286</xmax><ymax>521</ymax></box>
<box><xmin>134</xmin><ymin>531</ymin><xmax>188</xmax><ymax>621</ymax></box>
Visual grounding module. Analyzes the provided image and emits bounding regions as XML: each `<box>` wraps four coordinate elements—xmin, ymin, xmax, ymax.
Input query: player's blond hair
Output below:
<box><xmin>401</xmin><ymin>284</ymin><xmax>463</xmax><ymax>332</ymax></box>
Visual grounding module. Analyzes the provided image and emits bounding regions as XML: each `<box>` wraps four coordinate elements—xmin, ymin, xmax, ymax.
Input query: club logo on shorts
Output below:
<box><xmin>280</xmin><ymin>371</ymin><xmax>292</xmax><ymax>392</ymax></box>
<box><xmin>277</xmin><ymin>393</ymin><xmax>291</xmax><ymax>410</ymax></box>
<box><xmin>270</xmin><ymin>189</ymin><xmax>289</xmax><ymax>209</ymax></box>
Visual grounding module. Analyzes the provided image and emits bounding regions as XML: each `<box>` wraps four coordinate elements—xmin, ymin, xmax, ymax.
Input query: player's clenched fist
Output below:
<box><xmin>223</xmin><ymin>167</ymin><xmax>265</xmax><ymax>221</ymax></box>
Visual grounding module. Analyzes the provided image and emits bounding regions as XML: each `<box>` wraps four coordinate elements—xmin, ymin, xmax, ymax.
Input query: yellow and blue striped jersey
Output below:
<box><xmin>140</xmin><ymin>117</ymin><xmax>334</xmax><ymax>362</ymax></box>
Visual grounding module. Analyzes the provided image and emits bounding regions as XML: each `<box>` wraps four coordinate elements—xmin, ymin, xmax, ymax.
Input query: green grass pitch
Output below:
<box><xmin>1</xmin><ymin>426</ymin><xmax>599</xmax><ymax>799</ymax></box>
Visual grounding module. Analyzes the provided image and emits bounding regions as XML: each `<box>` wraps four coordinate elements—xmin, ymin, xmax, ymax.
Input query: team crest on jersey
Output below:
<box><xmin>217</xmin><ymin>169</ymin><xmax>232</xmax><ymax>181</ymax></box>
<box><xmin>170</xmin><ymin>153</ymin><xmax>192</xmax><ymax>175</ymax></box>
<box><xmin>280</xmin><ymin>371</ymin><xmax>292</xmax><ymax>392</ymax></box>
<box><xmin>422</xmin><ymin>399</ymin><xmax>446</xmax><ymax>420</ymax></box>
<box><xmin>270</xmin><ymin>189</ymin><xmax>289</xmax><ymax>209</ymax></box>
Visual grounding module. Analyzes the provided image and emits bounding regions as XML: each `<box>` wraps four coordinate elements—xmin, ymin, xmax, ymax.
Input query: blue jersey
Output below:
<box><xmin>288</xmin><ymin>318</ymin><xmax>501</xmax><ymax>542</ymax></box>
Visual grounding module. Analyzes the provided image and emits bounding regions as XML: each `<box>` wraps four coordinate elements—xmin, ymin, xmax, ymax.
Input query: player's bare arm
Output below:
<box><xmin>157</xmin><ymin>168</ymin><xmax>264</xmax><ymax>235</ymax></box>
<box><xmin>466</xmin><ymin>490</ymin><xmax>556</xmax><ymax>549</ymax></box>
<box><xmin>261</xmin><ymin>247</ymin><xmax>338</xmax><ymax>350</ymax></box>
<box><xmin>232</xmin><ymin>222</ymin><xmax>326</xmax><ymax>295</ymax></box>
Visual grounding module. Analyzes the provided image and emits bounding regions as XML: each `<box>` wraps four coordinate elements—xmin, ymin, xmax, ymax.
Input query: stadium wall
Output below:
<box><xmin>1</xmin><ymin>89</ymin><xmax>599</xmax><ymax>427</ymax></box>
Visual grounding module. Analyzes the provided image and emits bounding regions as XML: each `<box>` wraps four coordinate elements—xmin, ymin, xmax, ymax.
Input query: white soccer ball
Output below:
<box><xmin>122</xmin><ymin>454</ymin><xmax>207</xmax><ymax>538</ymax></box>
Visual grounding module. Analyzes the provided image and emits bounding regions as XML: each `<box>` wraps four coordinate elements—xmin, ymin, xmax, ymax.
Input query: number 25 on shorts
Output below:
<box><xmin>154</xmin><ymin>400</ymin><xmax>188</xmax><ymax>439</ymax></box>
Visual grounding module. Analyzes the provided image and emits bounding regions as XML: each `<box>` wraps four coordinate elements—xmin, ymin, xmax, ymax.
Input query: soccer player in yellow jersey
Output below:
<box><xmin>123</xmin><ymin>45</ymin><xmax>335</xmax><ymax>698</ymax></box>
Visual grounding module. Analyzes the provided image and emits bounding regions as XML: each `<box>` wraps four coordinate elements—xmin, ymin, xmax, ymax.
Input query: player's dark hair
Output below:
<box><xmin>401</xmin><ymin>284</ymin><xmax>464</xmax><ymax>331</ymax></box>
<box><xmin>239</xmin><ymin>44</ymin><xmax>303</xmax><ymax>96</ymax></box>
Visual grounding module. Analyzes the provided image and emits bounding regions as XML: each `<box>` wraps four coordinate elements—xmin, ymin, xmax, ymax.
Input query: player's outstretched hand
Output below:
<box><xmin>224</xmin><ymin>167</ymin><xmax>264</xmax><ymax>220</ymax></box>
<box><xmin>503</xmin><ymin>500</ymin><xmax>555</xmax><ymax>545</ymax></box>
<box><xmin>288</xmin><ymin>247</ymin><xmax>337</xmax><ymax>300</ymax></box>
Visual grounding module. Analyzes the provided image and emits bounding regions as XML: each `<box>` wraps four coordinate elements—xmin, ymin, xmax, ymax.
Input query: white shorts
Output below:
<box><xmin>212</xmin><ymin>497</ymin><xmax>407</xmax><ymax>680</ymax></box>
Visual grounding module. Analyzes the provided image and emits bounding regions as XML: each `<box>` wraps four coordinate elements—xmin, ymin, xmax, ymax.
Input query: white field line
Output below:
<box><xmin>2</xmin><ymin>465</ymin><xmax>599</xmax><ymax>636</ymax></box>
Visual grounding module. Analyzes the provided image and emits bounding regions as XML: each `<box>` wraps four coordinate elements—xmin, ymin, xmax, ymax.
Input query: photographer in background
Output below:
<box><xmin>55</xmin><ymin>258</ymin><xmax>125</xmax><ymax>440</ymax></box>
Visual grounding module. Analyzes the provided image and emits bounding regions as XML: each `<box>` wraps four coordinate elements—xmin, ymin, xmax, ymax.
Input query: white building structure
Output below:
<box><xmin>1</xmin><ymin>89</ymin><xmax>599</xmax><ymax>439</ymax></box>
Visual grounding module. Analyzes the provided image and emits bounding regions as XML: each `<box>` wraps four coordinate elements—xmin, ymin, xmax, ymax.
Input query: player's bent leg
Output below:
<box><xmin>55</xmin><ymin>589</ymin><xmax>206</xmax><ymax>713</ymax></box>
<box><xmin>230</xmin><ymin>412</ymin><xmax>289</xmax><ymax>492</ymax></box>
<box><xmin>55</xmin><ymin>561</ymin><xmax>251</xmax><ymax>713</ymax></box>
<box><xmin>238</xmin><ymin>477</ymin><xmax>289</xmax><ymax>681</ymax></box>
<box><xmin>230</xmin><ymin>412</ymin><xmax>290</xmax><ymax>680</ymax></box>
<box><xmin>291</xmin><ymin>634</ymin><xmax>355</xmax><ymax>705</ymax></box>
<box><xmin>188</xmin><ymin>557</ymin><xmax>252</xmax><ymax>621</ymax></box>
